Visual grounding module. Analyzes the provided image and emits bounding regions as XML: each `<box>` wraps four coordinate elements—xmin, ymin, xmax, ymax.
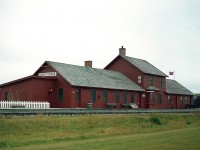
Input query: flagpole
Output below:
<box><xmin>174</xmin><ymin>70</ymin><xmax>175</xmax><ymax>80</ymax></box>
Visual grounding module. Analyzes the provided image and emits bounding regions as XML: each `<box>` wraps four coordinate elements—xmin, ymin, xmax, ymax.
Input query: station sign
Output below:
<box><xmin>38</xmin><ymin>72</ymin><xmax>57</xmax><ymax>77</ymax></box>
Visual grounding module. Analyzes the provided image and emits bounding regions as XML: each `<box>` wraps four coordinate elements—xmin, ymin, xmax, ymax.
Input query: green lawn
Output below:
<box><xmin>0</xmin><ymin>113</ymin><xmax>200</xmax><ymax>150</ymax></box>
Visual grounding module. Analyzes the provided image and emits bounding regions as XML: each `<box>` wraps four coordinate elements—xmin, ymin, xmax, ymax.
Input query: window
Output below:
<box><xmin>159</xmin><ymin>77</ymin><xmax>162</xmax><ymax>87</ymax></box>
<box><xmin>188</xmin><ymin>97</ymin><xmax>190</xmax><ymax>104</ymax></box>
<box><xmin>131</xmin><ymin>93</ymin><xmax>134</xmax><ymax>103</ymax></box>
<box><xmin>75</xmin><ymin>89</ymin><xmax>81</xmax><ymax>101</ymax></box>
<box><xmin>149</xmin><ymin>76</ymin><xmax>153</xmax><ymax>86</ymax></box>
<box><xmin>155</xmin><ymin>95</ymin><xmax>158</xmax><ymax>104</ymax></box>
<box><xmin>159</xmin><ymin>95</ymin><xmax>162</xmax><ymax>104</ymax></box>
<box><xmin>180</xmin><ymin>96</ymin><xmax>183</xmax><ymax>104</ymax></box>
<box><xmin>91</xmin><ymin>89</ymin><xmax>96</xmax><ymax>102</ymax></box>
<box><xmin>185</xmin><ymin>96</ymin><xmax>188</xmax><ymax>104</ymax></box>
<box><xmin>138</xmin><ymin>76</ymin><xmax>142</xmax><ymax>83</ymax></box>
<box><xmin>150</xmin><ymin>94</ymin><xmax>154</xmax><ymax>104</ymax></box>
<box><xmin>190</xmin><ymin>97</ymin><xmax>193</xmax><ymax>105</ymax></box>
<box><xmin>115</xmin><ymin>91</ymin><xmax>120</xmax><ymax>103</ymax></box>
<box><xmin>168</xmin><ymin>96</ymin><xmax>171</xmax><ymax>104</ymax></box>
<box><xmin>58</xmin><ymin>88</ymin><xmax>63</xmax><ymax>101</ymax></box>
<box><xmin>123</xmin><ymin>91</ymin><xmax>127</xmax><ymax>104</ymax></box>
<box><xmin>102</xmin><ymin>90</ymin><xmax>107</xmax><ymax>102</ymax></box>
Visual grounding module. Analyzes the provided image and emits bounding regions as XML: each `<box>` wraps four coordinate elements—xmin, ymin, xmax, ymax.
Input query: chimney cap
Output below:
<box><xmin>119</xmin><ymin>46</ymin><xmax>126</xmax><ymax>56</ymax></box>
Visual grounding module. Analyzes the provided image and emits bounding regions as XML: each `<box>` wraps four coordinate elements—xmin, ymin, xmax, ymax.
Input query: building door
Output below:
<box><xmin>146</xmin><ymin>93</ymin><xmax>150</xmax><ymax>108</ymax></box>
<box><xmin>138</xmin><ymin>93</ymin><xmax>141</xmax><ymax>108</ymax></box>
<box><xmin>48</xmin><ymin>92</ymin><xmax>53</xmax><ymax>108</ymax></box>
<box><xmin>75</xmin><ymin>89</ymin><xmax>81</xmax><ymax>107</ymax></box>
<box><xmin>123</xmin><ymin>91</ymin><xmax>127</xmax><ymax>104</ymax></box>
<box><xmin>172</xmin><ymin>96</ymin><xmax>177</xmax><ymax>109</ymax></box>
<box><xmin>131</xmin><ymin>93</ymin><xmax>134</xmax><ymax>103</ymax></box>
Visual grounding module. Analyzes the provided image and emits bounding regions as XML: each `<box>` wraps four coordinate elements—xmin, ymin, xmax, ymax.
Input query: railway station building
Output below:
<box><xmin>0</xmin><ymin>47</ymin><xmax>193</xmax><ymax>109</ymax></box>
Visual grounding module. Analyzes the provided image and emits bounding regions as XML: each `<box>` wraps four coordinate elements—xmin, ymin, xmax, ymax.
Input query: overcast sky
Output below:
<box><xmin>0</xmin><ymin>0</ymin><xmax>199</xmax><ymax>93</ymax></box>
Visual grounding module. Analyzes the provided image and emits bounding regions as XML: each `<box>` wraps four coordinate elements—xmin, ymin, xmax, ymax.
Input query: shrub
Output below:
<box><xmin>0</xmin><ymin>141</ymin><xmax>8</xmax><ymax>148</ymax></box>
<box><xmin>149</xmin><ymin>116</ymin><xmax>162</xmax><ymax>125</ymax></box>
<box><xmin>186</xmin><ymin>121</ymin><xmax>191</xmax><ymax>125</ymax></box>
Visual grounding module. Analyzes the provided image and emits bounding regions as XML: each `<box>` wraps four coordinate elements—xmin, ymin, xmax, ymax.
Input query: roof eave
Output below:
<box><xmin>71</xmin><ymin>85</ymin><xmax>145</xmax><ymax>92</ymax></box>
<box><xmin>165</xmin><ymin>91</ymin><xmax>194</xmax><ymax>96</ymax></box>
<box><xmin>0</xmin><ymin>75</ymin><xmax>56</xmax><ymax>88</ymax></box>
<box><xmin>144</xmin><ymin>73</ymin><xmax>168</xmax><ymax>77</ymax></box>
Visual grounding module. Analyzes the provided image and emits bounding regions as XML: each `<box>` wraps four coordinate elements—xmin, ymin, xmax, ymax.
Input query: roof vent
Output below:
<box><xmin>119</xmin><ymin>46</ymin><xmax>126</xmax><ymax>56</ymax></box>
<box><xmin>85</xmin><ymin>60</ymin><xmax>92</xmax><ymax>67</ymax></box>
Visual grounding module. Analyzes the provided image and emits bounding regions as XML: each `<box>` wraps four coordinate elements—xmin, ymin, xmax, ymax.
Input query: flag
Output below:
<box><xmin>169</xmin><ymin>71</ymin><xmax>174</xmax><ymax>75</ymax></box>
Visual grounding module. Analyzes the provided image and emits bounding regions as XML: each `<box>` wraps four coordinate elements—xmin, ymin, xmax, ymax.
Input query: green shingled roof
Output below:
<box><xmin>46</xmin><ymin>61</ymin><xmax>144</xmax><ymax>91</ymax></box>
<box><xmin>166</xmin><ymin>79</ymin><xmax>193</xmax><ymax>95</ymax></box>
<box><xmin>121</xmin><ymin>55</ymin><xmax>168</xmax><ymax>77</ymax></box>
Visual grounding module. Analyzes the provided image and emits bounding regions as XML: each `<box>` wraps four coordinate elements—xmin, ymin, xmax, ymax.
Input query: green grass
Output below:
<box><xmin>0</xmin><ymin>113</ymin><xmax>200</xmax><ymax>150</ymax></box>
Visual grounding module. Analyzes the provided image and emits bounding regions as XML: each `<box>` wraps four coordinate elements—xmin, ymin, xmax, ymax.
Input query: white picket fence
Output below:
<box><xmin>0</xmin><ymin>100</ymin><xmax>50</xmax><ymax>109</ymax></box>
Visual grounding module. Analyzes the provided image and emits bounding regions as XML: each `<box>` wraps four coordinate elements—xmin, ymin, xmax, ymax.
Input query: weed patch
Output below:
<box><xmin>138</xmin><ymin>118</ymin><xmax>152</xmax><ymax>128</ymax></box>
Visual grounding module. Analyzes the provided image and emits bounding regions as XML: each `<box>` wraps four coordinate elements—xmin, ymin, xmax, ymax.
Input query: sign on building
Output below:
<box><xmin>38</xmin><ymin>72</ymin><xmax>57</xmax><ymax>77</ymax></box>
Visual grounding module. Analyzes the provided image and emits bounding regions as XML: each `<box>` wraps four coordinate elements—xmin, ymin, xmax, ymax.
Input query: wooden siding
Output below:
<box><xmin>105</xmin><ymin>57</ymin><xmax>144</xmax><ymax>87</ymax></box>
<box><xmin>71</xmin><ymin>87</ymin><xmax>143</xmax><ymax>108</ymax></box>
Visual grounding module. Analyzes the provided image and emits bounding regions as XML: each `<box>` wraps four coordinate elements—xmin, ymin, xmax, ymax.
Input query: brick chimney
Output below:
<box><xmin>85</xmin><ymin>60</ymin><xmax>92</xmax><ymax>67</ymax></box>
<box><xmin>119</xmin><ymin>46</ymin><xmax>126</xmax><ymax>56</ymax></box>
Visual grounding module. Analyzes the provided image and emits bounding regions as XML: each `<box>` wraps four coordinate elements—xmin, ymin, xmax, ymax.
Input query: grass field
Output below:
<box><xmin>0</xmin><ymin>113</ymin><xmax>200</xmax><ymax>150</ymax></box>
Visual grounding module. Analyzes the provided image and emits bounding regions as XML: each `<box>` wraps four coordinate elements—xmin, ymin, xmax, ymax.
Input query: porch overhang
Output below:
<box><xmin>146</xmin><ymin>86</ymin><xmax>160</xmax><ymax>92</ymax></box>
<box><xmin>121</xmin><ymin>103</ymin><xmax>138</xmax><ymax>109</ymax></box>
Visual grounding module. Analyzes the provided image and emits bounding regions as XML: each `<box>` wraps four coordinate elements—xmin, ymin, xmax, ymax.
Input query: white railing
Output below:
<box><xmin>0</xmin><ymin>100</ymin><xmax>50</xmax><ymax>109</ymax></box>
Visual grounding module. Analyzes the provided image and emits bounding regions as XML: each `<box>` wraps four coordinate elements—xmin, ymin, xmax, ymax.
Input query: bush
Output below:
<box><xmin>0</xmin><ymin>141</ymin><xmax>8</xmax><ymax>148</ymax></box>
<box><xmin>149</xmin><ymin>116</ymin><xmax>162</xmax><ymax>125</ymax></box>
<box><xmin>186</xmin><ymin>121</ymin><xmax>191</xmax><ymax>125</ymax></box>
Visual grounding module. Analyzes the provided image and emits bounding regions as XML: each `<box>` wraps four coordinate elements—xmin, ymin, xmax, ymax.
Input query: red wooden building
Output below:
<box><xmin>0</xmin><ymin>60</ymin><xmax>145</xmax><ymax>108</ymax></box>
<box><xmin>105</xmin><ymin>47</ymin><xmax>194</xmax><ymax>109</ymax></box>
<box><xmin>0</xmin><ymin>47</ymin><xmax>193</xmax><ymax>109</ymax></box>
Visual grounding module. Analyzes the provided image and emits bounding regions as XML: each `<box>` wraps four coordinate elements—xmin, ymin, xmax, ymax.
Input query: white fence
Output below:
<box><xmin>0</xmin><ymin>100</ymin><xmax>50</xmax><ymax>109</ymax></box>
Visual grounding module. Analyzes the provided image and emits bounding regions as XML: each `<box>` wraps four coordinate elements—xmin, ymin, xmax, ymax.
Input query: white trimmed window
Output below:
<box><xmin>155</xmin><ymin>95</ymin><xmax>158</xmax><ymax>104</ymax></box>
<box><xmin>180</xmin><ymin>96</ymin><xmax>183</xmax><ymax>105</ymax></box>
<box><xmin>159</xmin><ymin>77</ymin><xmax>162</xmax><ymax>87</ymax></box>
<box><xmin>150</xmin><ymin>93</ymin><xmax>154</xmax><ymax>104</ymax></box>
<box><xmin>138</xmin><ymin>75</ymin><xmax>142</xmax><ymax>83</ymax></box>
<box><xmin>185</xmin><ymin>96</ymin><xmax>188</xmax><ymax>104</ymax></box>
<box><xmin>149</xmin><ymin>76</ymin><xmax>153</xmax><ymax>86</ymax></box>
<box><xmin>168</xmin><ymin>96</ymin><xmax>171</xmax><ymax>105</ymax></box>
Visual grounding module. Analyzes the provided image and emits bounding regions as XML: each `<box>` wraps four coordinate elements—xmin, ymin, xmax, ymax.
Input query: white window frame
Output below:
<box><xmin>138</xmin><ymin>75</ymin><xmax>142</xmax><ymax>83</ymax></box>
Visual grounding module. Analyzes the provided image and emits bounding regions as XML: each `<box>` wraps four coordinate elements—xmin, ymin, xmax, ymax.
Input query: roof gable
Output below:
<box><xmin>33</xmin><ymin>62</ymin><xmax>52</xmax><ymax>76</ymax></box>
<box><xmin>0</xmin><ymin>76</ymin><xmax>56</xmax><ymax>87</ymax></box>
<box><xmin>121</xmin><ymin>55</ymin><xmax>168</xmax><ymax>77</ymax></box>
<box><xmin>46</xmin><ymin>61</ymin><xmax>145</xmax><ymax>91</ymax></box>
<box><xmin>166</xmin><ymin>79</ymin><xmax>193</xmax><ymax>95</ymax></box>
